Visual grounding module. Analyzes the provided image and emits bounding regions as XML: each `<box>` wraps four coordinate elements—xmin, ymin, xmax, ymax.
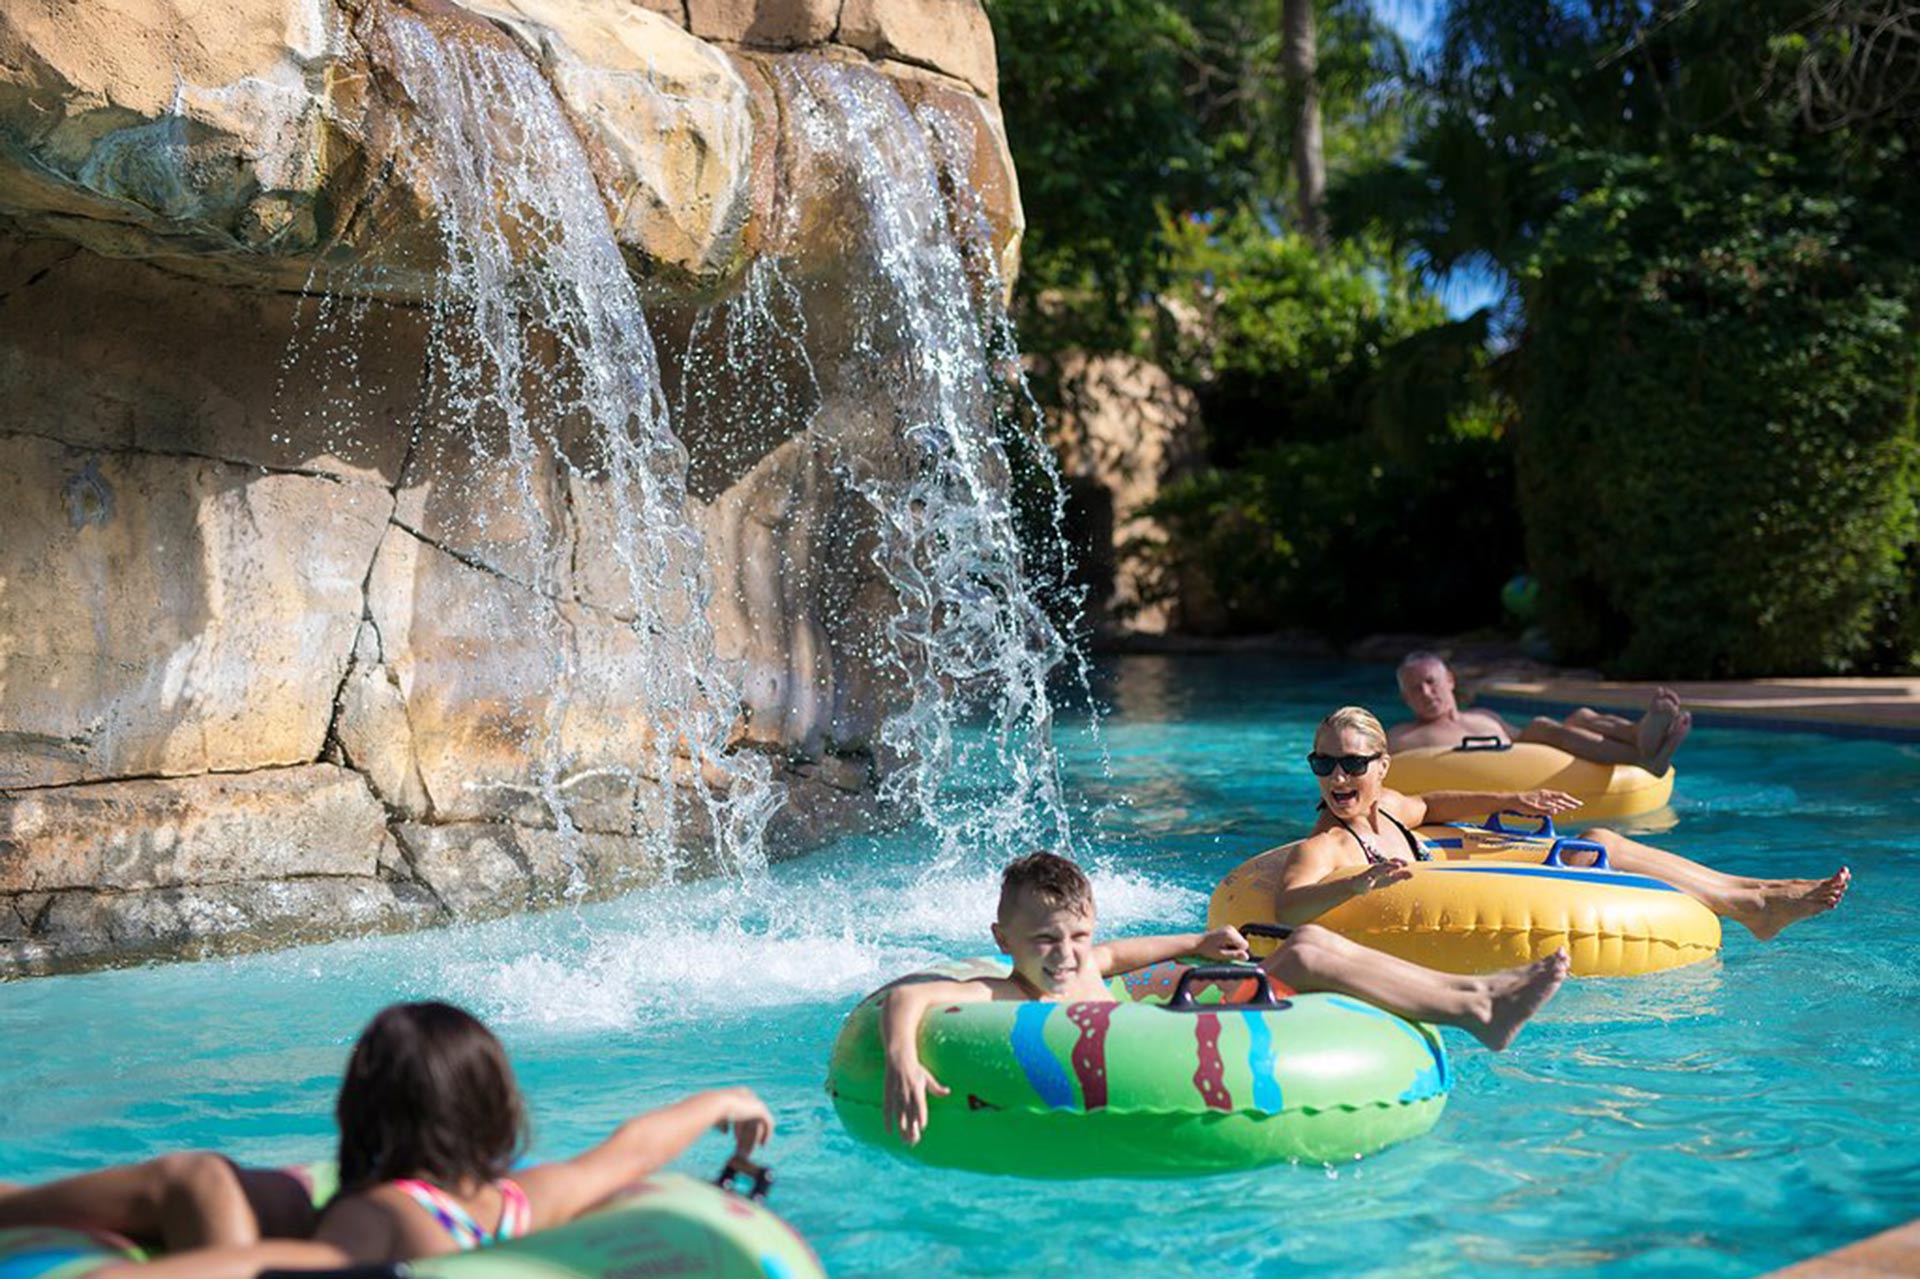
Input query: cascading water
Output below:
<box><xmin>353</xmin><ymin>7</ymin><xmax>781</xmax><ymax>878</ymax></box>
<box><xmin>278</xmin><ymin>21</ymin><xmax>1111</xmax><ymax>1005</ymax></box>
<box><xmin>756</xmin><ymin>59</ymin><xmax>1091</xmax><ymax>866</ymax></box>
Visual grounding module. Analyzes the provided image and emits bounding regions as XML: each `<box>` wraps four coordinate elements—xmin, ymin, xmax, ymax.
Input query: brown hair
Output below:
<box><xmin>1319</xmin><ymin>705</ymin><xmax>1389</xmax><ymax>753</ymax></box>
<box><xmin>998</xmin><ymin>851</ymin><xmax>1096</xmax><ymax>921</ymax></box>
<box><xmin>335</xmin><ymin>1002</ymin><xmax>529</xmax><ymax>1195</ymax></box>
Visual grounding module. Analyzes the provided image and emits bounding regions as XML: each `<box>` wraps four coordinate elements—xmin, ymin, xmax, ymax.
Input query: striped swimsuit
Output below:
<box><xmin>390</xmin><ymin>1178</ymin><xmax>531</xmax><ymax>1251</ymax></box>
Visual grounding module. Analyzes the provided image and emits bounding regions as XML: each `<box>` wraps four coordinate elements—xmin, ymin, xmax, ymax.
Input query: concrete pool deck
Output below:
<box><xmin>1472</xmin><ymin>675</ymin><xmax>1920</xmax><ymax>741</ymax></box>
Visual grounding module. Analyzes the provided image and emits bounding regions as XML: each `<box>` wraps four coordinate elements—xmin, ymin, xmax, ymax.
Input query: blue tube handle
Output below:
<box><xmin>1544</xmin><ymin>837</ymin><xmax>1610</xmax><ymax>870</ymax></box>
<box><xmin>1483</xmin><ymin>810</ymin><xmax>1557</xmax><ymax>838</ymax></box>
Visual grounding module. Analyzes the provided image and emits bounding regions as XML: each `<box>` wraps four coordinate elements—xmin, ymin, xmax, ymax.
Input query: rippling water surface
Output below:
<box><xmin>3</xmin><ymin>657</ymin><xmax>1915</xmax><ymax>1278</ymax></box>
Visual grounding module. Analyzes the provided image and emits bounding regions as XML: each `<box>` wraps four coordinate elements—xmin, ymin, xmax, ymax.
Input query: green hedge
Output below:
<box><xmin>1517</xmin><ymin>144</ymin><xmax>1920</xmax><ymax>676</ymax></box>
<box><xmin>1140</xmin><ymin>432</ymin><xmax>1520</xmax><ymax>637</ymax></box>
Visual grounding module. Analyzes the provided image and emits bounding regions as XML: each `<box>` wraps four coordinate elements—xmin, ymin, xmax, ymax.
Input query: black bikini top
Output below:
<box><xmin>1318</xmin><ymin>803</ymin><xmax>1430</xmax><ymax>864</ymax></box>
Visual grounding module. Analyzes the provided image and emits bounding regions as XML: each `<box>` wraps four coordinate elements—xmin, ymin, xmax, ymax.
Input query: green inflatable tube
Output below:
<box><xmin>827</xmin><ymin>958</ymin><xmax>1450</xmax><ymax>1177</ymax></box>
<box><xmin>0</xmin><ymin>1170</ymin><xmax>823</xmax><ymax>1279</ymax></box>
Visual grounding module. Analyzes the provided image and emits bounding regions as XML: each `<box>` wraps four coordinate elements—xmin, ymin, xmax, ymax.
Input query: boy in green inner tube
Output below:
<box><xmin>880</xmin><ymin>852</ymin><xmax>1571</xmax><ymax>1145</ymax></box>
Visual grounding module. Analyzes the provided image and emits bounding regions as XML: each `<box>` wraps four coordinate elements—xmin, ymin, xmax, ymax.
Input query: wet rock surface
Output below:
<box><xmin>0</xmin><ymin>0</ymin><xmax>1003</xmax><ymax>975</ymax></box>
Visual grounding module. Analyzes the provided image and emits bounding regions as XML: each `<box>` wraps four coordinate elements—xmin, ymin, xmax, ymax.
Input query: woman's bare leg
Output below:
<box><xmin>0</xmin><ymin>1154</ymin><xmax>262</xmax><ymax>1250</ymax></box>
<box><xmin>1572</xmin><ymin>828</ymin><xmax>1850</xmax><ymax>940</ymax></box>
<box><xmin>1264</xmin><ymin>925</ymin><xmax>1569</xmax><ymax>1050</ymax></box>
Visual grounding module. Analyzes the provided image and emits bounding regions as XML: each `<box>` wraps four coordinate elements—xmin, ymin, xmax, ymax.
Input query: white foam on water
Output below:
<box><xmin>443</xmin><ymin>852</ymin><xmax>1205</xmax><ymax>1033</ymax></box>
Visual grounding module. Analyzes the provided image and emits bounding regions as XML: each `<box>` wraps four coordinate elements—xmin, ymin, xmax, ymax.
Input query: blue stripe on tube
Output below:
<box><xmin>1240</xmin><ymin>1010</ymin><xmax>1283</xmax><ymax>1113</ymax></box>
<box><xmin>1010</xmin><ymin>1002</ymin><xmax>1076</xmax><ymax>1109</ymax></box>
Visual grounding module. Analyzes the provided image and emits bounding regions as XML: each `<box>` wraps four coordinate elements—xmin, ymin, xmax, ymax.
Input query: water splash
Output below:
<box><xmin>761</xmin><ymin>60</ymin><xmax>1092</xmax><ymax>866</ymax></box>
<box><xmin>363</xmin><ymin>8</ymin><xmax>780</xmax><ymax>876</ymax></box>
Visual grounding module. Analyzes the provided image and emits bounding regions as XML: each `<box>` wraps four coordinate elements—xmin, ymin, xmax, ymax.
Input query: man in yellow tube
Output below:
<box><xmin>1388</xmin><ymin>651</ymin><xmax>1690</xmax><ymax>776</ymax></box>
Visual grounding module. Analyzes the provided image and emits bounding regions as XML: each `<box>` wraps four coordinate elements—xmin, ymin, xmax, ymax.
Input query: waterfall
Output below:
<box><xmin>320</xmin><ymin>8</ymin><xmax>1087</xmax><ymax>884</ymax></box>
<box><xmin>362</xmin><ymin>8</ymin><xmax>781</xmax><ymax>877</ymax></box>
<box><xmin>764</xmin><ymin>60</ymin><xmax>1089</xmax><ymax>864</ymax></box>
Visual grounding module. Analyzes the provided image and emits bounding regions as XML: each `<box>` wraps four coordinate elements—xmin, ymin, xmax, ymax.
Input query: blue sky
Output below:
<box><xmin>1377</xmin><ymin>1</ymin><xmax>1511</xmax><ymax>319</ymax></box>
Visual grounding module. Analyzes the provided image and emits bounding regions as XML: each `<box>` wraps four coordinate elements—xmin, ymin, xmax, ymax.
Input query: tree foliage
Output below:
<box><xmin>1342</xmin><ymin>0</ymin><xmax>1920</xmax><ymax>674</ymax></box>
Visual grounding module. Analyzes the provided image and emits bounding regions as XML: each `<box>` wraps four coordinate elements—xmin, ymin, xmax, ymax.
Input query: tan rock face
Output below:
<box><xmin>687</xmin><ymin>0</ymin><xmax>837</xmax><ymax>46</ymax></box>
<box><xmin>839</xmin><ymin>0</ymin><xmax>998</xmax><ymax>99</ymax></box>
<box><xmin>457</xmin><ymin>0</ymin><xmax>757</xmax><ymax>289</ymax></box>
<box><xmin>0</xmin><ymin>239</ymin><xmax>421</xmax><ymax>483</ymax></box>
<box><xmin>0</xmin><ymin>0</ymin><xmax>1022</xmax><ymax>972</ymax></box>
<box><xmin>894</xmin><ymin>76</ymin><xmax>1023</xmax><ymax>292</ymax></box>
<box><xmin>0</xmin><ymin>0</ymin><xmax>1009</xmax><ymax>298</ymax></box>
<box><xmin>0</xmin><ymin>434</ymin><xmax>394</xmax><ymax>788</ymax></box>
<box><xmin>700</xmin><ymin>430</ymin><xmax>881</xmax><ymax>756</ymax></box>
<box><xmin>1049</xmin><ymin>353</ymin><xmax>1203</xmax><ymax>634</ymax></box>
<box><xmin>0</xmin><ymin>763</ymin><xmax>437</xmax><ymax>972</ymax></box>
<box><xmin>0</xmin><ymin>765</ymin><xmax>388</xmax><ymax>893</ymax></box>
<box><xmin>0</xmin><ymin>0</ymin><xmax>353</xmax><ymax>273</ymax></box>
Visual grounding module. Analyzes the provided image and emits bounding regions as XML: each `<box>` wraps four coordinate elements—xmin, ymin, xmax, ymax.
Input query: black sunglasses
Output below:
<box><xmin>1306</xmin><ymin>752</ymin><xmax>1382</xmax><ymax>777</ymax></box>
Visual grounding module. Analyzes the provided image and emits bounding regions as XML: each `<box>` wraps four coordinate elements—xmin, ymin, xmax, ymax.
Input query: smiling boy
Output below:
<box><xmin>880</xmin><ymin>852</ymin><xmax>1570</xmax><ymax>1145</ymax></box>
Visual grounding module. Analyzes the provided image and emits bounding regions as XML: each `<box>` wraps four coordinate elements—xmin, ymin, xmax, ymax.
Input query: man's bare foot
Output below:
<box><xmin>1635</xmin><ymin>688</ymin><xmax>1681</xmax><ymax>766</ymax></box>
<box><xmin>1734</xmin><ymin>867</ymin><xmax>1852</xmax><ymax>940</ymax></box>
<box><xmin>1471</xmin><ymin>950</ymin><xmax>1571</xmax><ymax>1051</ymax></box>
<box><xmin>1642</xmin><ymin>709</ymin><xmax>1692</xmax><ymax>776</ymax></box>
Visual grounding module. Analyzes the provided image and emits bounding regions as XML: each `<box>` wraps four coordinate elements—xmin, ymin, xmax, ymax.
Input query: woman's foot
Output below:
<box><xmin>1469</xmin><ymin>951</ymin><xmax>1571</xmax><ymax>1051</ymax></box>
<box><xmin>1731</xmin><ymin>867</ymin><xmax>1852</xmax><ymax>940</ymax></box>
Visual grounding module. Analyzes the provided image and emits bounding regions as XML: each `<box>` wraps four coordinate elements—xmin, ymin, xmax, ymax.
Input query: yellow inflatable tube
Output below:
<box><xmin>1210</xmin><ymin>824</ymin><xmax>1720</xmax><ymax>977</ymax></box>
<box><xmin>1385</xmin><ymin>739</ymin><xmax>1673</xmax><ymax>822</ymax></box>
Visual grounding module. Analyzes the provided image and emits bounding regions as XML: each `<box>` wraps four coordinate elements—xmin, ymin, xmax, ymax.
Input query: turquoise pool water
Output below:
<box><xmin>3</xmin><ymin>656</ymin><xmax>1916</xmax><ymax>1277</ymax></box>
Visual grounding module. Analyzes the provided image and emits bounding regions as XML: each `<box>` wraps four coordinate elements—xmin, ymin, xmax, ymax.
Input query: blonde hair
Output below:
<box><xmin>1319</xmin><ymin>705</ymin><xmax>1388</xmax><ymax>753</ymax></box>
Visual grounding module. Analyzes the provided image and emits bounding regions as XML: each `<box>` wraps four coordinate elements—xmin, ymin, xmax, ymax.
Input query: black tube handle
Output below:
<box><xmin>1458</xmin><ymin>735</ymin><xmax>1510</xmax><ymax>752</ymax></box>
<box><xmin>715</xmin><ymin>1154</ymin><xmax>773</xmax><ymax>1202</ymax></box>
<box><xmin>259</xmin><ymin>1267</ymin><xmax>411</xmax><ymax>1279</ymax></box>
<box><xmin>1236</xmin><ymin>921</ymin><xmax>1293</xmax><ymax>960</ymax></box>
<box><xmin>1165</xmin><ymin>965</ymin><xmax>1287</xmax><ymax>1011</ymax></box>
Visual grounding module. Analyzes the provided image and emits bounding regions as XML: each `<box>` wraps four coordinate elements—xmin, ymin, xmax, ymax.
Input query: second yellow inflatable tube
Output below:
<box><xmin>1386</xmin><ymin>741</ymin><xmax>1673</xmax><ymax>822</ymax></box>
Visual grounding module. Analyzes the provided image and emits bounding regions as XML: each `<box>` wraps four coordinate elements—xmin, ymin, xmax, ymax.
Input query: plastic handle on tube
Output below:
<box><xmin>1165</xmin><ymin>965</ymin><xmax>1288</xmax><ymax>1011</ymax></box>
<box><xmin>1483</xmin><ymin>811</ymin><xmax>1556</xmax><ymax>838</ymax></box>
<box><xmin>715</xmin><ymin>1155</ymin><xmax>774</xmax><ymax>1202</ymax></box>
<box><xmin>1234</xmin><ymin>921</ymin><xmax>1294</xmax><ymax>961</ymax></box>
<box><xmin>1457</xmin><ymin>735</ymin><xmax>1511</xmax><ymax>753</ymax></box>
<box><xmin>1544</xmin><ymin>837</ymin><xmax>1611</xmax><ymax>870</ymax></box>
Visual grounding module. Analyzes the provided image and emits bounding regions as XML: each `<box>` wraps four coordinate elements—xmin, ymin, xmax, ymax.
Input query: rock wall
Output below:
<box><xmin>1048</xmin><ymin>353</ymin><xmax>1203</xmax><ymax>636</ymax></box>
<box><xmin>0</xmin><ymin>0</ymin><xmax>1018</xmax><ymax>974</ymax></box>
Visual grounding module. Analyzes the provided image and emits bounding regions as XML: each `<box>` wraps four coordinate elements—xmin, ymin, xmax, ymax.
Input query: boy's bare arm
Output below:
<box><xmin>880</xmin><ymin>978</ymin><xmax>996</xmax><ymax>1146</ymax></box>
<box><xmin>1095</xmin><ymin>927</ymin><xmax>1249</xmax><ymax>977</ymax></box>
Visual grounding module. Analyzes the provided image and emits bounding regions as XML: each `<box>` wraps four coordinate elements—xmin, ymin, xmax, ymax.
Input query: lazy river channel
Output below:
<box><xmin>2</xmin><ymin>657</ymin><xmax>1915</xmax><ymax>1278</ymax></box>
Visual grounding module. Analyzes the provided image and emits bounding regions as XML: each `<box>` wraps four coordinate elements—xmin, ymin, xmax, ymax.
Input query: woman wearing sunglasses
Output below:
<box><xmin>1270</xmin><ymin>706</ymin><xmax>1850</xmax><ymax>940</ymax></box>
